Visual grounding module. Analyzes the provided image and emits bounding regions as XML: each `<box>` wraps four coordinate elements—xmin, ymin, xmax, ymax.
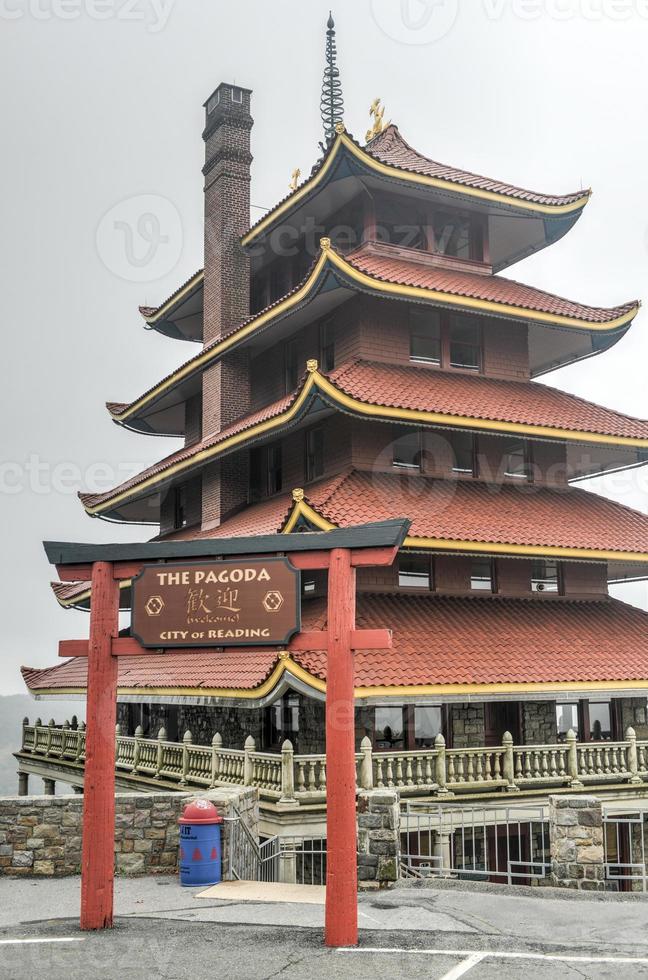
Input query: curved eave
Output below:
<box><xmin>22</xmin><ymin>660</ymin><xmax>648</xmax><ymax>704</ymax></box>
<box><xmin>283</xmin><ymin>495</ymin><xmax>648</xmax><ymax>569</ymax></box>
<box><xmin>109</xmin><ymin>244</ymin><xmax>637</xmax><ymax>434</ymax></box>
<box><xmin>241</xmin><ymin>129</ymin><xmax>591</xmax><ymax>252</ymax></box>
<box><xmin>139</xmin><ymin>270</ymin><xmax>204</xmax><ymax>342</ymax></box>
<box><xmin>86</xmin><ymin>365</ymin><xmax>648</xmax><ymax>521</ymax></box>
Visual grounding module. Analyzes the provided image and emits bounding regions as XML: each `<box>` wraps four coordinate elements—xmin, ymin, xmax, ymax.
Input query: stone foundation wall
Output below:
<box><xmin>450</xmin><ymin>704</ymin><xmax>485</xmax><ymax>748</ymax></box>
<box><xmin>522</xmin><ymin>701</ymin><xmax>557</xmax><ymax>745</ymax></box>
<box><xmin>357</xmin><ymin>788</ymin><xmax>400</xmax><ymax>885</ymax></box>
<box><xmin>0</xmin><ymin>786</ymin><xmax>258</xmax><ymax>878</ymax></box>
<box><xmin>549</xmin><ymin>795</ymin><xmax>605</xmax><ymax>891</ymax></box>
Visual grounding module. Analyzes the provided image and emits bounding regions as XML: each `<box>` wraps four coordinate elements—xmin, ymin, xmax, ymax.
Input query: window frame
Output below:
<box><xmin>398</xmin><ymin>555</ymin><xmax>434</xmax><ymax>591</ymax></box>
<box><xmin>531</xmin><ymin>559</ymin><xmax>563</xmax><ymax>595</ymax></box>
<box><xmin>470</xmin><ymin>557</ymin><xmax>497</xmax><ymax>593</ymax></box>
<box><xmin>319</xmin><ymin>320</ymin><xmax>335</xmax><ymax>372</ymax></box>
<box><xmin>304</xmin><ymin>426</ymin><xmax>325</xmax><ymax>483</ymax></box>
<box><xmin>392</xmin><ymin>425</ymin><xmax>423</xmax><ymax>471</ymax></box>
<box><xmin>409</xmin><ymin>308</ymin><xmax>483</xmax><ymax>375</ymax></box>
<box><xmin>172</xmin><ymin>485</ymin><xmax>187</xmax><ymax>530</ymax></box>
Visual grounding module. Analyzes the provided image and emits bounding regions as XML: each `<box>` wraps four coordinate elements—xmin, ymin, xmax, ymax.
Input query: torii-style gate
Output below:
<box><xmin>45</xmin><ymin>519</ymin><xmax>409</xmax><ymax>948</ymax></box>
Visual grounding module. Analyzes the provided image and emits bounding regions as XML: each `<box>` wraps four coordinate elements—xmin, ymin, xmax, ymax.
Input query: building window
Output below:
<box><xmin>374</xmin><ymin>707</ymin><xmax>405</xmax><ymax>750</ymax></box>
<box><xmin>410</xmin><ymin>309</ymin><xmax>441</xmax><ymax>364</ymax></box>
<box><xmin>503</xmin><ymin>439</ymin><xmax>531</xmax><ymax>480</ymax></box>
<box><xmin>249</xmin><ymin>443</ymin><xmax>283</xmax><ymax>500</ymax></box>
<box><xmin>556</xmin><ymin>703</ymin><xmax>580</xmax><ymax>740</ymax></box>
<box><xmin>231</xmin><ymin>86</ymin><xmax>243</xmax><ymax>103</ymax></box>
<box><xmin>449</xmin><ymin>431</ymin><xmax>476</xmax><ymax>475</ymax></box>
<box><xmin>319</xmin><ymin>321</ymin><xmax>335</xmax><ymax>372</ymax></box>
<box><xmin>393</xmin><ymin>426</ymin><xmax>422</xmax><ymax>470</ymax></box>
<box><xmin>305</xmin><ymin>427</ymin><xmax>325</xmax><ymax>483</ymax></box>
<box><xmin>449</xmin><ymin>317</ymin><xmax>481</xmax><ymax>371</ymax></box>
<box><xmin>414</xmin><ymin>706</ymin><xmax>443</xmax><ymax>748</ymax></box>
<box><xmin>471</xmin><ymin>558</ymin><xmax>494</xmax><ymax>592</ymax></box>
<box><xmin>589</xmin><ymin>701</ymin><xmax>612</xmax><ymax>741</ymax></box>
<box><xmin>399</xmin><ymin>555</ymin><xmax>433</xmax><ymax>590</ymax></box>
<box><xmin>531</xmin><ymin>559</ymin><xmax>561</xmax><ymax>594</ymax></box>
<box><xmin>265</xmin><ymin>693</ymin><xmax>300</xmax><ymax>751</ymax></box>
<box><xmin>173</xmin><ymin>485</ymin><xmax>187</xmax><ymax>529</ymax></box>
<box><xmin>433</xmin><ymin>211</ymin><xmax>471</xmax><ymax>259</ymax></box>
<box><xmin>284</xmin><ymin>339</ymin><xmax>299</xmax><ymax>392</ymax></box>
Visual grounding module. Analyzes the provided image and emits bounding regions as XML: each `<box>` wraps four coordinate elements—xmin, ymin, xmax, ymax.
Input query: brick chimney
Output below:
<box><xmin>201</xmin><ymin>82</ymin><xmax>253</xmax><ymax>529</ymax></box>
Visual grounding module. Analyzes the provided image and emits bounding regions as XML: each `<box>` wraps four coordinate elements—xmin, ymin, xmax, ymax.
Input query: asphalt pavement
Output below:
<box><xmin>2</xmin><ymin>877</ymin><xmax>648</xmax><ymax>979</ymax></box>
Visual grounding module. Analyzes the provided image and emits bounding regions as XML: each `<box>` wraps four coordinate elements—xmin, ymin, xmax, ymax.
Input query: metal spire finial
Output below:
<box><xmin>320</xmin><ymin>12</ymin><xmax>344</xmax><ymax>146</ymax></box>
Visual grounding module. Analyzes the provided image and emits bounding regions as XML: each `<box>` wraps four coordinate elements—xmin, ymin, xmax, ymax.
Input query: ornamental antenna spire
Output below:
<box><xmin>320</xmin><ymin>12</ymin><xmax>344</xmax><ymax>148</ymax></box>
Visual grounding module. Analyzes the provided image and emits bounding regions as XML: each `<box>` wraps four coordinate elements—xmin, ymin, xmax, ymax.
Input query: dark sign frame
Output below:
<box><xmin>131</xmin><ymin>557</ymin><xmax>301</xmax><ymax>649</ymax></box>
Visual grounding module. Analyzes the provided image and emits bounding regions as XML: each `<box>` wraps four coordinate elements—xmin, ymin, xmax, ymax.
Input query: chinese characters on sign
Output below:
<box><xmin>131</xmin><ymin>558</ymin><xmax>300</xmax><ymax>647</ymax></box>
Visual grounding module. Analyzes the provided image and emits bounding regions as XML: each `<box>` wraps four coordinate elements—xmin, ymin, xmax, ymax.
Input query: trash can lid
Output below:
<box><xmin>178</xmin><ymin>799</ymin><xmax>223</xmax><ymax>825</ymax></box>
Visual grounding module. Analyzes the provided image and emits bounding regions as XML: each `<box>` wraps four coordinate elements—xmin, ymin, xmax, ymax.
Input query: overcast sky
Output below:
<box><xmin>1</xmin><ymin>0</ymin><xmax>647</xmax><ymax>696</ymax></box>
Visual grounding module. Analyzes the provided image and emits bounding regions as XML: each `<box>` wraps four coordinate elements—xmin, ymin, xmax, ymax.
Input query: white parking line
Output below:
<box><xmin>439</xmin><ymin>952</ymin><xmax>486</xmax><ymax>979</ymax></box>
<box><xmin>0</xmin><ymin>938</ymin><xmax>84</xmax><ymax>946</ymax></box>
<box><xmin>338</xmin><ymin>946</ymin><xmax>648</xmax><ymax>966</ymax></box>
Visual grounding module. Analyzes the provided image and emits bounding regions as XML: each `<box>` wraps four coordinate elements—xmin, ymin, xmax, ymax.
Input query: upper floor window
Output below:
<box><xmin>392</xmin><ymin>426</ymin><xmax>422</xmax><ymax>470</ymax></box>
<box><xmin>172</xmin><ymin>485</ymin><xmax>187</xmax><ymax>530</ymax></box>
<box><xmin>449</xmin><ymin>317</ymin><xmax>481</xmax><ymax>371</ymax></box>
<box><xmin>398</xmin><ymin>555</ymin><xmax>433</xmax><ymax>590</ymax></box>
<box><xmin>432</xmin><ymin>211</ymin><xmax>471</xmax><ymax>259</ymax></box>
<box><xmin>531</xmin><ymin>559</ymin><xmax>561</xmax><ymax>594</ymax></box>
<box><xmin>410</xmin><ymin>310</ymin><xmax>441</xmax><ymax>364</ymax></box>
<box><xmin>503</xmin><ymin>439</ymin><xmax>532</xmax><ymax>480</ymax></box>
<box><xmin>471</xmin><ymin>558</ymin><xmax>495</xmax><ymax>592</ymax></box>
<box><xmin>409</xmin><ymin>309</ymin><xmax>482</xmax><ymax>373</ymax></box>
<box><xmin>319</xmin><ymin>321</ymin><xmax>335</xmax><ymax>372</ymax></box>
<box><xmin>449</xmin><ymin>431</ymin><xmax>476</xmax><ymax>475</ymax></box>
<box><xmin>285</xmin><ymin>339</ymin><xmax>299</xmax><ymax>392</ymax></box>
<box><xmin>249</xmin><ymin>443</ymin><xmax>282</xmax><ymax>501</ymax></box>
<box><xmin>305</xmin><ymin>427</ymin><xmax>325</xmax><ymax>483</ymax></box>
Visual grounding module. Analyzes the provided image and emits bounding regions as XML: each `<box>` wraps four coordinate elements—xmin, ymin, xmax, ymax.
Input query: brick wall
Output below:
<box><xmin>0</xmin><ymin>786</ymin><xmax>258</xmax><ymax>878</ymax></box>
<box><xmin>184</xmin><ymin>393</ymin><xmax>202</xmax><ymax>447</ymax></box>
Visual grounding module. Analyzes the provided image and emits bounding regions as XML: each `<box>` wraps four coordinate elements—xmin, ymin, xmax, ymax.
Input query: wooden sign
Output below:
<box><xmin>131</xmin><ymin>558</ymin><xmax>300</xmax><ymax>648</ymax></box>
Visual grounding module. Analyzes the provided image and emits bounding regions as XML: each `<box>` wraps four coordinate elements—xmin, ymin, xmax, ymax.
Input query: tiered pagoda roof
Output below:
<box><xmin>22</xmin><ymin>593</ymin><xmax>648</xmax><ymax>703</ymax></box>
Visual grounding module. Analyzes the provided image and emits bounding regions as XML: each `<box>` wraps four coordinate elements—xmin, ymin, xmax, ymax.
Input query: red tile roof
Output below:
<box><xmin>367</xmin><ymin>126</ymin><xmax>587</xmax><ymax>207</ymax></box>
<box><xmin>22</xmin><ymin>594</ymin><xmax>648</xmax><ymax>694</ymax></box>
<box><xmin>331</xmin><ymin>360</ymin><xmax>648</xmax><ymax>440</ymax></box>
<box><xmin>193</xmin><ymin>468</ymin><xmax>648</xmax><ymax>556</ymax></box>
<box><xmin>84</xmin><ymin>360</ymin><xmax>648</xmax><ymax>515</ymax></box>
<box><xmin>346</xmin><ymin>246</ymin><xmax>637</xmax><ymax>325</ymax></box>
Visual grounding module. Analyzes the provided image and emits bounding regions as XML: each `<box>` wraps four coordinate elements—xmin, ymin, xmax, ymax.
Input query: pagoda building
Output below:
<box><xmin>23</xmin><ymin>48</ymin><xmax>648</xmax><ymax>760</ymax></box>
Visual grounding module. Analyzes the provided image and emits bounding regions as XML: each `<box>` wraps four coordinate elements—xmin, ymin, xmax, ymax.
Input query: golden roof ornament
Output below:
<box><xmin>306</xmin><ymin>358</ymin><xmax>319</xmax><ymax>373</ymax></box>
<box><xmin>292</xmin><ymin>488</ymin><xmax>305</xmax><ymax>502</ymax></box>
<box><xmin>289</xmin><ymin>168</ymin><xmax>301</xmax><ymax>192</ymax></box>
<box><xmin>366</xmin><ymin>98</ymin><xmax>389</xmax><ymax>143</ymax></box>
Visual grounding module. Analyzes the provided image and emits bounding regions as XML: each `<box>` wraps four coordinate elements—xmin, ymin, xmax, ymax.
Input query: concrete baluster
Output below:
<box><xmin>180</xmin><ymin>730</ymin><xmax>192</xmax><ymax>785</ymax></box>
<box><xmin>502</xmin><ymin>731</ymin><xmax>519</xmax><ymax>792</ymax></box>
<box><xmin>279</xmin><ymin>739</ymin><xmax>296</xmax><ymax>805</ymax></box>
<box><xmin>131</xmin><ymin>724</ymin><xmax>143</xmax><ymax>774</ymax></box>
<box><xmin>626</xmin><ymin>726</ymin><xmax>643</xmax><ymax>784</ymax></box>
<box><xmin>156</xmin><ymin>727</ymin><xmax>166</xmax><ymax>777</ymax></box>
<box><xmin>435</xmin><ymin>733</ymin><xmax>450</xmax><ymax>795</ymax></box>
<box><xmin>243</xmin><ymin>735</ymin><xmax>256</xmax><ymax>786</ymax></box>
<box><xmin>359</xmin><ymin>736</ymin><xmax>374</xmax><ymax>790</ymax></box>
<box><xmin>17</xmin><ymin>772</ymin><xmax>29</xmax><ymax>796</ymax></box>
<box><xmin>566</xmin><ymin>729</ymin><xmax>583</xmax><ymax>788</ymax></box>
<box><xmin>211</xmin><ymin>732</ymin><xmax>222</xmax><ymax>786</ymax></box>
<box><xmin>46</xmin><ymin>719</ymin><xmax>55</xmax><ymax>756</ymax></box>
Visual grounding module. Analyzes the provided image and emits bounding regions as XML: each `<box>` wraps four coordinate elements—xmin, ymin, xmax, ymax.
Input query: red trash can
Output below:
<box><xmin>178</xmin><ymin>799</ymin><xmax>223</xmax><ymax>887</ymax></box>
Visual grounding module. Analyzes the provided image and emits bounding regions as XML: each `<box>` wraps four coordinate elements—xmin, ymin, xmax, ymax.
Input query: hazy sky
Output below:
<box><xmin>1</xmin><ymin>0</ymin><xmax>647</xmax><ymax>696</ymax></box>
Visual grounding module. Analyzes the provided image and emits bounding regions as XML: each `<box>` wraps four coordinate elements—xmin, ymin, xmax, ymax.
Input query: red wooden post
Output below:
<box><xmin>80</xmin><ymin>561</ymin><xmax>120</xmax><ymax>930</ymax></box>
<box><xmin>325</xmin><ymin>547</ymin><xmax>358</xmax><ymax>947</ymax></box>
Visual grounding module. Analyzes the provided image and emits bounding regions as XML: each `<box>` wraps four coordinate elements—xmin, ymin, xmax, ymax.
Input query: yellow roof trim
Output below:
<box><xmin>241</xmin><ymin>131</ymin><xmax>591</xmax><ymax>248</ymax></box>
<box><xmin>142</xmin><ymin>270</ymin><xmax>205</xmax><ymax>326</ymax></box>
<box><xmin>87</xmin><ymin>367</ymin><xmax>648</xmax><ymax>517</ymax></box>
<box><xmin>282</xmin><ymin>495</ymin><xmax>648</xmax><ymax>565</ymax></box>
<box><xmin>114</xmin><ymin>245</ymin><xmax>636</xmax><ymax>428</ymax></box>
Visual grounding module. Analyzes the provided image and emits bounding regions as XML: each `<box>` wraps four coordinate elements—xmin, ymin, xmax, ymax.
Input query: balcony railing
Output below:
<box><xmin>17</xmin><ymin>720</ymin><xmax>648</xmax><ymax>805</ymax></box>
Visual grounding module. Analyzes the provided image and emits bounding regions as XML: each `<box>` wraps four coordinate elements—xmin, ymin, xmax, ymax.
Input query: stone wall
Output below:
<box><xmin>522</xmin><ymin>701</ymin><xmax>557</xmax><ymax>745</ymax></box>
<box><xmin>450</xmin><ymin>704</ymin><xmax>485</xmax><ymax>748</ymax></box>
<box><xmin>357</xmin><ymin>788</ymin><xmax>400</xmax><ymax>886</ymax></box>
<box><xmin>549</xmin><ymin>795</ymin><xmax>605</xmax><ymax>891</ymax></box>
<box><xmin>620</xmin><ymin>698</ymin><xmax>648</xmax><ymax>740</ymax></box>
<box><xmin>0</xmin><ymin>786</ymin><xmax>258</xmax><ymax>879</ymax></box>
